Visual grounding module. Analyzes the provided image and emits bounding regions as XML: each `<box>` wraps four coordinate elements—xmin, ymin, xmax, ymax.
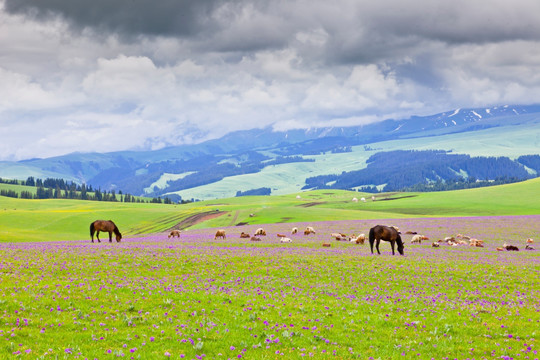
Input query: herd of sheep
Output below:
<box><xmin>166</xmin><ymin>226</ymin><xmax>534</xmax><ymax>252</ymax></box>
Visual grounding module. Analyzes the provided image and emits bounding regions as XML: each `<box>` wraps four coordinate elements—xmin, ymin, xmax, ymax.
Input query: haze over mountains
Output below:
<box><xmin>1</xmin><ymin>104</ymin><xmax>540</xmax><ymax>200</ymax></box>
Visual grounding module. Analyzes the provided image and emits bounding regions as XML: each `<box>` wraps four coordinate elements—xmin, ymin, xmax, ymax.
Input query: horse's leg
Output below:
<box><xmin>369</xmin><ymin>239</ymin><xmax>374</xmax><ymax>254</ymax></box>
<box><xmin>96</xmin><ymin>231</ymin><xmax>101</xmax><ymax>243</ymax></box>
<box><xmin>390</xmin><ymin>240</ymin><xmax>395</xmax><ymax>255</ymax></box>
<box><xmin>108</xmin><ymin>231</ymin><xmax>113</xmax><ymax>243</ymax></box>
<box><xmin>376</xmin><ymin>239</ymin><xmax>381</xmax><ymax>254</ymax></box>
<box><xmin>91</xmin><ymin>231</ymin><xmax>94</xmax><ymax>243</ymax></box>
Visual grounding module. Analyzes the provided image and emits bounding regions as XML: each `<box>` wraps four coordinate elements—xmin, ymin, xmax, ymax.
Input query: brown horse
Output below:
<box><xmin>90</xmin><ymin>220</ymin><xmax>122</xmax><ymax>243</ymax></box>
<box><xmin>369</xmin><ymin>225</ymin><xmax>404</xmax><ymax>255</ymax></box>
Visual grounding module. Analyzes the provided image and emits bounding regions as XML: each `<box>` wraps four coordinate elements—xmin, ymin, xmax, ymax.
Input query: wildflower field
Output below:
<box><xmin>1</xmin><ymin>216</ymin><xmax>539</xmax><ymax>359</ymax></box>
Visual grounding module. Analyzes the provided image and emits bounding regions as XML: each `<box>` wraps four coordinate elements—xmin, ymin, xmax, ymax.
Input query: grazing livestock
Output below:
<box><xmin>254</xmin><ymin>228</ymin><xmax>266</xmax><ymax>236</ymax></box>
<box><xmin>214</xmin><ymin>229</ymin><xmax>226</xmax><ymax>239</ymax></box>
<box><xmin>168</xmin><ymin>230</ymin><xmax>181</xmax><ymax>239</ymax></box>
<box><xmin>405</xmin><ymin>231</ymin><xmax>417</xmax><ymax>235</ymax></box>
<box><xmin>331</xmin><ymin>233</ymin><xmax>348</xmax><ymax>241</ymax></box>
<box><xmin>291</xmin><ymin>227</ymin><xmax>298</xmax><ymax>235</ymax></box>
<box><xmin>277</xmin><ymin>233</ymin><xmax>286</xmax><ymax>238</ymax></box>
<box><xmin>411</xmin><ymin>235</ymin><xmax>429</xmax><ymax>244</ymax></box>
<box><xmin>503</xmin><ymin>243</ymin><xmax>519</xmax><ymax>251</ymax></box>
<box><xmin>369</xmin><ymin>225</ymin><xmax>404</xmax><ymax>256</ymax></box>
<box><xmin>469</xmin><ymin>238</ymin><xmax>484</xmax><ymax>247</ymax></box>
<box><xmin>431</xmin><ymin>242</ymin><xmax>440</xmax><ymax>247</ymax></box>
<box><xmin>90</xmin><ymin>220</ymin><xmax>122</xmax><ymax>243</ymax></box>
<box><xmin>496</xmin><ymin>247</ymin><xmax>504</xmax><ymax>251</ymax></box>
<box><xmin>360</xmin><ymin>197</ymin><xmax>366</xmax><ymax>202</ymax></box>
<box><xmin>240</xmin><ymin>232</ymin><xmax>250</xmax><ymax>238</ymax></box>
<box><xmin>250</xmin><ymin>236</ymin><xmax>261</xmax><ymax>241</ymax></box>
<box><xmin>280</xmin><ymin>237</ymin><xmax>292</xmax><ymax>243</ymax></box>
<box><xmin>352</xmin><ymin>197</ymin><xmax>358</xmax><ymax>203</ymax></box>
<box><xmin>351</xmin><ymin>233</ymin><xmax>366</xmax><ymax>244</ymax></box>
<box><xmin>322</xmin><ymin>243</ymin><xmax>331</xmax><ymax>247</ymax></box>
<box><xmin>527</xmin><ymin>238</ymin><xmax>534</xmax><ymax>244</ymax></box>
<box><xmin>304</xmin><ymin>226</ymin><xmax>316</xmax><ymax>235</ymax></box>
<box><xmin>525</xmin><ymin>244</ymin><xmax>534</xmax><ymax>250</ymax></box>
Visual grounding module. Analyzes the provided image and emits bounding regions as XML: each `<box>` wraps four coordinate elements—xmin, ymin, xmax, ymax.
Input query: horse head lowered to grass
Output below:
<box><xmin>90</xmin><ymin>220</ymin><xmax>122</xmax><ymax>243</ymax></box>
<box><xmin>369</xmin><ymin>225</ymin><xmax>404</xmax><ymax>255</ymax></box>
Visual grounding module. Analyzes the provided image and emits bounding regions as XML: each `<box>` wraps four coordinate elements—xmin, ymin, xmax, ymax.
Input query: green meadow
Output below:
<box><xmin>1</xmin><ymin>179</ymin><xmax>539</xmax><ymax>359</ymax></box>
<box><xmin>1</xmin><ymin>177</ymin><xmax>540</xmax><ymax>242</ymax></box>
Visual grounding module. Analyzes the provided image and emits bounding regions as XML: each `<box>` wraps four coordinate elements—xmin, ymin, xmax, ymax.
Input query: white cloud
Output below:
<box><xmin>2</xmin><ymin>0</ymin><xmax>540</xmax><ymax>160</ymax></box>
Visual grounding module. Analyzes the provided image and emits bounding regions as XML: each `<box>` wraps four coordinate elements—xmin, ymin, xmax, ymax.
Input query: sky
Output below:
<box><xmin>1</xmin><ymin>0</ymin><xmax>540</xmax><ymax>161</ymax></box>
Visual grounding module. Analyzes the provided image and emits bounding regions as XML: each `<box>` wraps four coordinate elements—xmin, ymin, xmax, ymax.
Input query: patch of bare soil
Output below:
<box><xmin>296</xmin><ymin>201</ymin><xmax>326</xmax><ymax>207</ymax></box>
<box><xmin>171</xmin><ymin>211</ymin><xmax>226</xmax><ymax>230</ymax></box>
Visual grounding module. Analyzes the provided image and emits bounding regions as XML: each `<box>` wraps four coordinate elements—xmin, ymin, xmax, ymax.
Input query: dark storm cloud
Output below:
<box><xmin>4</xmin><ymin>0</ymin><xmax>227</xmax><ymax>37</ymax></box>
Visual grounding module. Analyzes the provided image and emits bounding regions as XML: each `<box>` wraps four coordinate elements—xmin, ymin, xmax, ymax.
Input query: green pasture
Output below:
<box><xmin>1</xmin><ymin>177</ymin><xmax>540</xmax><ymax>242</ymax></box>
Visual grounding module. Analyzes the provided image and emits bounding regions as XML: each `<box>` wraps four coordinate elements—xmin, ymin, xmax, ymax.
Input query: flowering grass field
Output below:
<box><xmin>1</xmin><ymin>216</ymin><xmax>539</xmax><ymax>359</ymax></box>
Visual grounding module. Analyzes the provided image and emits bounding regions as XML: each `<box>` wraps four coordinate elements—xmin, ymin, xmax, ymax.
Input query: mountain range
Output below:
<box><xmin>1</xmin><ymin>104</ymin><xmax>540</xmax><ymax>200</ymax></box>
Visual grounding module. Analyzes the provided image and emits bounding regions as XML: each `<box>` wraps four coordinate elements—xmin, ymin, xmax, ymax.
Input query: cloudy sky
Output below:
<box><xmin>1</xmin><ymin>0</ymin><xmax>540</xmax><ymax>160</ymax></box>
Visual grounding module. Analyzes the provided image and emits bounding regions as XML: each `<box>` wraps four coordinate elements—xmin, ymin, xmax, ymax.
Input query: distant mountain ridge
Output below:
<box><xmin>1</xmin><ymin>104</ymin><xmax>539</xmax><ymax>200</ymax></box>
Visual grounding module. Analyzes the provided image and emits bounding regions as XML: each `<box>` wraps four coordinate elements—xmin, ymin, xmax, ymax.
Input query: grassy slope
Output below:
<box><xmin>1</xmin><ymin>177</ymin><xmax>539</xmax><ymax>242</ymax></box>
<box><xmin>167</xmin><ymin>121</ymin><xmax>540</xmax><ymax>200</ymax></box>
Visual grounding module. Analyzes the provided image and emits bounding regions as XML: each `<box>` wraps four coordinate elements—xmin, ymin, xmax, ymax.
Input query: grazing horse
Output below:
<box><xmin>369</xmin><ymin>225</ymin><xmax>404</xmax><ymax>255</ymax></box>
<box><xmin>90</xmin><ymin>220</ymin><xmax>122</xmax><ymax>243</ymax></box>
<box><xmin>168</xmin><ymin>230</ymin><xmax>181</xmax><ymax>239</ymax></box>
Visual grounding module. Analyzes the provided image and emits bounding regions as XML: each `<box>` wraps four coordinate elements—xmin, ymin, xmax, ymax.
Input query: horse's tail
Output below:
<box><xmin>90</xmin><ymin>222</ymin><xmax>95</xmax><ymax>236</ymax></box>
<box><xmin>369</xmin><ymin>227</ymin><xmax>375</xmax><ymax>244</ymax></box>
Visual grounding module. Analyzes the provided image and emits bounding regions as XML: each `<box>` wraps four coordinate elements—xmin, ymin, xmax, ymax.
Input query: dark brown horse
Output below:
<box><xmin>369</xmin><ymin>225</ymin><xmax>404</xmax><ymax>255</ymax></box>
<box><xmin>90</xmin><ymin>220</ymin><xmax>122</xmax><ymax>243</ymax></box>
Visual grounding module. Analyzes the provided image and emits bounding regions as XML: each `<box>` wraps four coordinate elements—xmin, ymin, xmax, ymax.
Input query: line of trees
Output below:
<box><xmin>0</xmin><ymin>176</ymin><xmax>175</xmax><ymax>204</ymax></box>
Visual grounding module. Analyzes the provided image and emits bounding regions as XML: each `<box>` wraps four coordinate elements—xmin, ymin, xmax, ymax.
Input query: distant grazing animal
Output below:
<box><xmin>369</xmin><ymin>225</ymin><xmax>404</xmax><ymax>255</ymax></box>
<box><xmin>527</xmin><ymin>238</ymin><xmax>534</xmax><ymax>244</ymax></box>
<box><xmin>352</xmin><ymin>233</ymin><xmax>366</xmax><ymax>244</ymax></box>
<box><xmin>503</xmin><ymin>243</ymin><xmax>519</xmax><ymax>251</ymax></box>
<box><xmin>431</xmin><ymin>242</ymin><xmax>440</xmax><ymax>248</ymax></box>
<box><xmin>249</xmin><ymin>213</ymin><xmax>254</xmax><ymax>217</ymax></box>
<box><xmin>90</xmin><ymin>220</ymin><xmax>122</xmax><ymax>243</ymax></box>
<box><xmin>168</xmin><ymin>230</ymin><xmax>181</xmax><ymax>239</ymax></box>
<box><xmin>496</xmin><ymin>247</ymin><xmax>504</xmax><ymax>251</ymax></box>
<box><xmin>405</xmin><ymin>231</ymin><xmax>417</xmax><ymax>235</ymax></box>
<box><xmin>291</xmin><ymin>227</ymin><xmax>298</xmax><ymax>235</ymax></box>
<box><xmin>331</xmin><ymin>233</ymin><xmax>348</xmax><ymax>241</ymax></box>
<box><xmin>214</xmin><ymin>229</ymin><xmax>226</xmax><ymax>239</ymax></box>
<box><xmin>240</xmin><ymin>232</ymin><xmax>250</xmax><ymax>238</ymax></box>
<box><xmin>254</xmin><ymin>228</ymin><xmax>266</xmax><ymax>236</ymax></box>
<box><xmin>250</xmin><ymin>236</ymin><xmax>261</xmax><ymax>241</ymax></box>
<box><xmin>280</xmin><ymin>237</ymin><xmax>292</xmax><ymax>243</ymax></box>
<box><xmin>411</xmin><ymin>235</ymin><xmax>429</xmax><ymax>244</ymax></box>
<box><xmin>352</xmin><ymin>197</ymin><xmax>358</xmax><ymax>203</ymax></box>
<box><xmin>525</xmin><ymin>244</ymin><xmax>534</xmax><ymax>250</ymax></box>
<box><xmin>304</xmin><ymin>226</ymin><xmax>316</xmax><ymax>235</ymax></box>
<box><xmin>469</xmin><ymin>238</ymin><xmax>484</xmax><ymax>247</ymax></box>
<box><xmin>277</xmin><ymin>233</ymin><xmax>286</xmax><ymax>238</ymax></box>
<box><xmin>322</xmin><ymin>243</ymin><xmax>331</xmax><ymax>247</ymax></box>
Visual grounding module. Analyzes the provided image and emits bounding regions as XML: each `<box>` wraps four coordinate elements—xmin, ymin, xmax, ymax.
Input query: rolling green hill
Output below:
<box><xmin>1</xmin><ymin>177</ymin><xmax>539</xmax><ymax>243</ymax></box>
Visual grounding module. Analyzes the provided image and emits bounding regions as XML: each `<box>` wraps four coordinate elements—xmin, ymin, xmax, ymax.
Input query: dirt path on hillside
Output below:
<box><xmin>170</xmin><ymin>211</ymin><xmax>227</xmax><ymax>230</ymax></box>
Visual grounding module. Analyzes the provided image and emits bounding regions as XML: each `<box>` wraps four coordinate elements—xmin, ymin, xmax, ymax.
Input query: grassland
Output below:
<box><xmin>2</xmin><ymin>177</ymin><xmax>540</xmax><ymax>243</ymax></box>
<box><xmin>1</xmin><ymin>218</ymin><xmax>539</xmax><ymax>359</ymax></box>
<box><xmin>1</xmin><ymin>178</ymin><xmax>539</xmax><ymax>359</ymax></box>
